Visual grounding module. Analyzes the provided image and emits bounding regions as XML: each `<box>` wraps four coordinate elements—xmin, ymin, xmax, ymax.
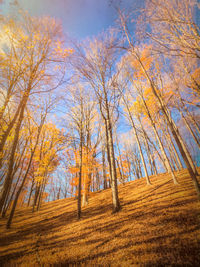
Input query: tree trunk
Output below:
<box><xmin>77</xmin><ymin>130</ymin><xmax>83</xmax><ymax>220</ymax></box>
<box><xmin>37</xmin><ymin>181</ymin><xmax>46</xmax><ymax>211</ymax></box>
<box><xmin>27</xmin><ymin>179</ymin><xmax>34</xmax><ymax>207</ymax></box>
<box><xmin>125</xmin><ymin>150</ymin><xmax>132</xmax><ymax>181</ymax></box>
<box><xmin>32</xmin><ymin>183</ymin><xmax>40</xmax><ymax>212</ymax></box>
<box><xmin>180</xmin><ymin>109</ymin><xmax>200</xmax><ymax>149</ymax></box>
<box><xmin>138</xmin><ymin>117</ymin><xmax>158</xmax><ymax>175</ymax></box>
<box><xmin>122</xmin><ymin>95</ymin><xmax>151</xmax><ymax>185</ymax></box>
<box><xmin>166</xmin><ymin>127</ymin><xmax>183</xmax><ymax>170</ymax></box>
<box><xmin>142</xmin><ymin>62</ymin><xmax>200</xmax><ymax>198</ymax></box>
<box><xmin>141</xmin><ymin>95</ymin><xmax>178</xmax><ymax>184</ymax></box>
<box><xmin>0</xmin><ymin>98</ymin><xmax>24</xmax><ymax>169</ymax></box>
<box><xmin>116</xmin><ymin>134</ymin><xmax>125</xmax><ymax>183</ymax></box>
<box><xmin>6</xmin><ymin>170</ymin><xmax>27</xmax><ymax>228</ymax></box>
<box><xmin>106</xmin><ymin>118</ymin><xmax>121</xmax><ymax>212</ymax></box>
<box><xmin>2</xmin><ymin>172</ymin><xmax>22</xmax><ymax>218</ymax></box>
<box><xmin>0</xmin><ymin>93</ymin><xmax>29</xmax><ymax>214</ymax></box>
<box><xmin>102</xmin><ymin>145</ymin><xmax>107</xmax><ymax>189</ymax></box>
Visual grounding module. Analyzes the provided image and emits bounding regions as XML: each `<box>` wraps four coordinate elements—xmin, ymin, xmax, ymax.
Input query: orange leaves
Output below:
<box><xmin>140</xmin><ymin>46</ymin><xmax>153</xmax><ymax>71</ymax></box>
<box><xmin>128</xmin><ymin>45</ymin><xmax>153</xmax><ymax>79</ymax></box>
<box><xmin>129</xmin><ymin>98</ymin><xmax>144</xmax><ymax>115</ymax></box>
<box><xmin>143</xmin><ymin>86</ymin><xmax>158</xmax><ymax>113</ymax></box>
<box><xmin>68</xmin><ymin>146</ymin><xmax>99</xmax><ymax>196</ymax></box>
<box><xmin>32</xmin><ymin>123</ymin><xmax>64</xmax><ymax>184</ymax></box>
<box><xmin>53</xmin><ymin>40</ymin><xmax>73</xmax><ymax>59</ymax></box>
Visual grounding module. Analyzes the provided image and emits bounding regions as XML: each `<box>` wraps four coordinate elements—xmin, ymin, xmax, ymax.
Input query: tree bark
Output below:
<box><xmin>140</xmin><ymin>95</ymin><xmax>178</xmax><ymax>184</ymax></box>
<box><xmin>102</xmin><ymin>145</ymin><xmax>108</xmax><ymax>189</ymax></box>
<box><xmin>77</xmin><ymin>128</ymin><xmax>83</xmax><ymax>220</ymax></box>
<box><xmin>0</xmin><ymin>92</ymin><xmax>29</xmax><ymax>214</ymax></box>
<box><xmin>106</xmin><ymin>118</ymin><xmax>121</xmax><ymax>212</ymax></box>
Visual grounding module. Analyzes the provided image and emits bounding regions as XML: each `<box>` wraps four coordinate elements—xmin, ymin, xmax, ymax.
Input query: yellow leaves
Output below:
<box><xmin>35</xmin><ymin>175</ymin><xmax>44</xmax><ymax>184</ymax></box>
<box><xmin>128</xmin><ymin>45</ymin><xmax>153</xmax><ymax>79</ymax></box>
<box><xmin>68</xmin><ymin>146</ymin><xmax>99</xmax><ymax>195</ymax></box>
<box><xmin>69</xmin><ymin>166</ymin><xmax>79</xmax><ymax>174</ymax></box>
<box><xmin>54</xmin><ymin>41</ymin><xmax>62</xmax><ymax>53</ymax></box>
<box><xmin>53</xmin><ymin>40</ymin><xmax>73</xmax><ymax>59</ymax></box>
<box><xmin>31</xmin><ymin>123</ymin><xmax>64</xmax><ymax>183</ymax></box>
<box><xmin>33</xmin><ymin>33</ymin><xmax>41</xmax><ymax>41</ymax></box>
<box><xmin>140</xmin><ymin>45</ymin><xmax>153</xmax><ymax>70</ymax></box>
<box><xmin>63</xmin><ymin>48</ymin><xmax>74</xmax><ymax>57</ymax></box>
<box><xmin>2</xmin><ymin>24</ymin><xmax>11</xmax><ymax>34</ymax></box>
<box><xmin>130</xmin><ymin>99</ymin><xmax>144</xmax><ymax>115</ymax></box>
<box><xmin>143</xmin><ymin>87</ymin><xmax>152</xmax><ymax>98</ymax></box>
<box><xmin>27</xmin><ymin>45</ymin><xmax>34</xmax><ymax>50</ymax></box>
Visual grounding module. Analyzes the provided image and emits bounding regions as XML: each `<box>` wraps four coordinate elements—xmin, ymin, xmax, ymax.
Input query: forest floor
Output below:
<box><xmin>0</xmin><ymin>169</ymin><xmax>200</xmax><ymax>266</ymax></box>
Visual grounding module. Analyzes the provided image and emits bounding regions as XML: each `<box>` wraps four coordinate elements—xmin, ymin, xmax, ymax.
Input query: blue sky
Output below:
<box><xmin>1</xmin><ymin>0</ymin><xmax>142</xmax><ymax>39</ymax></box>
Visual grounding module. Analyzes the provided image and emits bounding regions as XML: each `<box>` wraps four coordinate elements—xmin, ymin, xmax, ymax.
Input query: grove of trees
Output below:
<box><xmin>0</xmin><ymin>0</ymin><xmax>200</xmax><ymax>228</ymax></box>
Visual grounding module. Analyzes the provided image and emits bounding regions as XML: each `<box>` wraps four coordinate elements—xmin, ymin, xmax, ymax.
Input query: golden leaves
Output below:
<box><xmin>128</xmin><ymin>45</ymin><xmax>153</xmax><ymax>79</ymax></box>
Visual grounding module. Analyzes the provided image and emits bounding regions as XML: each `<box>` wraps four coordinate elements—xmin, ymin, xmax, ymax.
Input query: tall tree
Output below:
<box><xmin>70</xmin><ymin>30</ymin><xmax>121</xmax><ymax>212</ymax></box>
<box><xmin>0</xmin><ymin>11</ymin><xmax>70</xmax><ymax>212</ymax></box>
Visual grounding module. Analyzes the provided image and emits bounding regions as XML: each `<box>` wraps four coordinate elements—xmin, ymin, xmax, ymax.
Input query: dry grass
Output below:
<box><xmin>0</xmin><ymin>169</ymin><xmax>200</xmax><ymax>266</ymax></box>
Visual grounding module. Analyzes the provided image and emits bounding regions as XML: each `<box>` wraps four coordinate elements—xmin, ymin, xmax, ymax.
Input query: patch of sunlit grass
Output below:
<box><xmin>0</xmin><ymin>169</ymin><xmax>199</xmax><ymax>266</ymax></box>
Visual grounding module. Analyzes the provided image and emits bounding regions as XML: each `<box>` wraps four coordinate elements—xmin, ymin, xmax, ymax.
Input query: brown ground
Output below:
<box><xmin>0</xmin><ymin>169</ymin><xmax>200</xmax><ymax>266</ymax></box>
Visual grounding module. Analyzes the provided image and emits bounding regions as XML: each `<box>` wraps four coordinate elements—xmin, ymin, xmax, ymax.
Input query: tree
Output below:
<box><xmin>142</xmin><ymin>0</ymin><xmax>200</xmax><ymax>59</ymax></box>
<box><xmin>119</xmin><ymin>12</ymin><xmax>200</xmax><ymax>198</ymax></box>
<box><xmin>69</xmin><ymin>30</ymin><xmax>122</xmax><ymax>212</ymax></box>
<box><xmin>0</xmin><ymin>11</ymin><xmax>70</xmax><ymax>213</ymax></box>
<box><xmin>31</xmin><ymin>123</ymin><xmax>65</xmax><ymax>213</ymax></box>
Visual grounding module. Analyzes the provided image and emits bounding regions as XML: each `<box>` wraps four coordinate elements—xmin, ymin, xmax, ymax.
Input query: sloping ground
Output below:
<box><xmin>0</xmin><ymin>169</ymin><xmax>199</xmax><ymax>266</ymax></box>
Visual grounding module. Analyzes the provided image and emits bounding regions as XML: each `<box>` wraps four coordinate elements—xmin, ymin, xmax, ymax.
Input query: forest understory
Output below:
<box><xmin>0</xmin><ymin>168</ymin><xmax>199</xmax><ymax>266</ymax></box>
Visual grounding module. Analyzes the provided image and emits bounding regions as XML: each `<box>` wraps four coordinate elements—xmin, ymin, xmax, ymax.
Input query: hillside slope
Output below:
<box><xmin>0</xmin><ymin>169</ymin><xmax>200</xmax><ymax>266</ymax></box>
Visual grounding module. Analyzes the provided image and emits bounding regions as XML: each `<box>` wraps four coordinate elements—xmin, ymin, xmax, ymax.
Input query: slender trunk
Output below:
<box><xmin>104</xmin><ymin>121</ymin><xmax>112</xmax><ymax>188</ymax></box>
<box><xmin>82</xmin><ymin>173</ymin><xmax>86</xmax><ymax>206</ymax></box>
<box><xmin>0</xmin><ymin>101</ymin><xmax>22</xmax><ymax>168</ymax></box>
<box><xmin>180</xmin><ymin>109</ymin><xmax>200</xmax><ymax>149</ymax></box>
<box><xmin>27</xmin><ymin>179</ymin><xmax>34</xmax><ymax>207</ymax></box>
<box><xmin>2</xmin><ymin>171</ymin><xmax>22</xmax><ymax>218</ymax></box>
<box><xmin>125</xmin><ymin>150</ymin><xmax>132</xmax><ymax>181</ymax></box>
<box><xmin>165</xmin><ymin>135</ymin><xmax>179</xmax><ymax>171</ymax></box>
<box><xmin>82</xmin><ymin>172</ymin><xmax>91</xmax><ymax>206</ymax></box>
<box><xmin>0</xmin><ymin>93</ymin><xmax>29</xmax><ymax>214</ymax></box>
<box><xmin>138</xmin><ymin>117</ymin><xmax>158</xmax><ymax>175</ymax></box>
<box><xmin>37</xmin><ymin>181</ymin><xmax>46</xmax><ymax>211</ymax></box>
<box><xmin>107</xmin><ymin>118</ymin><xmax>121</xmax><ymax>212</ymax></box>
<box><xmin>77</xmin><ymin>130</ymin><xmax>83</xmax><ymax>220</ymax></box>
<box><xmin>102</xmin><ymin>145</ymin><xmax>107</xmax><ymax>189</ymax></box>
<box><xmin>116</xmin><ymin>159</ymin><xmax>123</xmax><ymax>182</ymax></box>
<box><xmin>170</xmin><ymin>115</ymin><xmax>200</xmax><ymax>198</ymax></box>
<box><xmin>116</xmin><ymin>134</ymin><xmax>125</xmax><ymax>183</ymax></box>
<box><xmin>145</xmin><ymin>133</ymin><xmax>165</xmax><ymax>171</ymax></box>
<box><xmin>122</xmin><ymin>96</ymin><xmax>151</xmax><ymax>185</ymax></box>
<box><xmin>140</xmin><ymin>95</ymin><xmax>178</xmax><ymax>184</ymax></box>
<box><xmin>0</xmin><ymin>73</ymin><xmax>22</xmax><ymax>121</ymax></box>
<box><xmin>141</xmin><ymin>59</ymin><xmax>200</xmax><ymax>197</ymax></box>
<box><xmin>6</xmin><ymin>170</ymin><xmax>27</xmax><ymax>228</ymax></box>
<box><xmin>96</xmin><ymin>168</ymin><xmax>100</xmax><ymax>191</ymax></box>
<box><xmin>120</xmin><ymin>17</ymin><xmax>178</xmax><ymax>183</ymax></box>
<box><xmin>166</xmin><ymin>127</ymin><xmax>183</xmax><ymax>170</ymax></box>
<box><xmin>181</xmin><ymin>96</ymin><xmax>200</xmax><ymax>136</ymax></box>
<box><xmin>131</xmin><ymin>119</ymin><xmax>151</xmax><ymax>185</ymax></box>
<box><xmin>32</xmin><ymin>183</ymin><xmax>40</xmax><ymax>212</ymax></box>
<box><xmin>57</xmin><ymin>187</ymin><xmax>61</xmax><ymax>200</ymax></box>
